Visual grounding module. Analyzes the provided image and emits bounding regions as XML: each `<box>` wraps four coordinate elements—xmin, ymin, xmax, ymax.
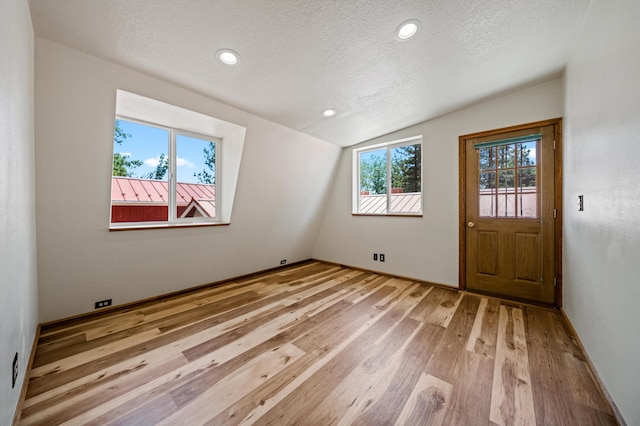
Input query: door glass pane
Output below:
<box><xmin>175</xmin><ymin>134</ymin><xmax>216</xmax><ymax>219</ymax></box>
<box><xmin>518</xmin><ymin>168</ymin><xmax>537</xmax><ymax>218</ymax></box>
<box><xmin>479</xmin><ymin>171</ymin><xmax>496</xmax><ymax>217</ymax></box>
<box><xmin>477</xmin><ymin>138</ymin><xmax>539</xmax><ymax>219</ymax></box>
<box><xmin>518</xmin><ymin>141</ymin><xmax>537</xmax><ymax>166</ymax></box>
<box><xmin>497</xmin><ymin>144</ymin><xmax>515</xmax><ymax>169</ymax></box>
<box><xmin>479</xmin><ymin>147</ymin><xmax>495</xmax><ymax>170</ymax></box>
<box><xmin>498</xmin><ymin>169</ymin><xmax>515</xmax><ymax>189</ymax></box>
<box><xmin>498</xmin><ymin>170</ymin><xmax>516</xmax><ymax>218</ymax></box>
<box><xmin>497</xmin><ymin>193</ymin><xmax>516</xmax><ymax>218</ymax></box>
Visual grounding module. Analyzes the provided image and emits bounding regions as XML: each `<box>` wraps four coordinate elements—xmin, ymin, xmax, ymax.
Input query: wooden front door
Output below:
<box><xmin>460</xmin><ymin>120</ymin><xmax>562</xmax><ymax>305</ymax></box>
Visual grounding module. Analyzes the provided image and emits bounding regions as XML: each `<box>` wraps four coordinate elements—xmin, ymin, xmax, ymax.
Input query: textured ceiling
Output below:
<box><xmin>28</xmin><ymin>0</ymin><xmax>591</xmax><ymax>146</ymax></box>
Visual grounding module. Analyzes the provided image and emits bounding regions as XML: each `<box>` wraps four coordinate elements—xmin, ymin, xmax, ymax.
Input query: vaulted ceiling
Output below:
<box><xmin>29</xmin><ymin>0</ymin><xmax>591</xmax><ymax>146</ymax></box>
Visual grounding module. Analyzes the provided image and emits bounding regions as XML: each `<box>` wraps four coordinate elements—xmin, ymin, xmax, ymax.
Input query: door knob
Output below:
<box><xmin>467</xmin><ymin>221</ymin><xmax>475</xmax><ymax>228</ymax></box>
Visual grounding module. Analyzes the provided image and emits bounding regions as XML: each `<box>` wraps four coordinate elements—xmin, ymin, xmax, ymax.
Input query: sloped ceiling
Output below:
<box><xmin>28</xmin><ymin>0</ymin><xmax>591</xmax><ymax>146</ymax></box>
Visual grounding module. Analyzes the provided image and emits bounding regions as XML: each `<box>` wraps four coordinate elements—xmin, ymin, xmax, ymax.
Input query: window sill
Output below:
<box><xmin>109</xmin><ymin>222</ymin><xmax>230</xmax><ymax>231</ymax></box>
<box><xmin>351</xmin><ymin>213</ymin><xmax>423</xmax><ymax>217</ymax></box>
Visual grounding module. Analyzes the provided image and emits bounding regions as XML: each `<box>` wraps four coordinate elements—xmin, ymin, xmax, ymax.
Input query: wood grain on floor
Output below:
<box><xmin>19</xmin><ymin>261</ymin><xmax>616</xmax><ymax>425</ymax></box>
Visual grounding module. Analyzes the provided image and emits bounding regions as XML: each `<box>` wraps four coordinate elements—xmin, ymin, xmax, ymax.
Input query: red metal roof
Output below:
<box><xmin>111</xmin><ymin>177</ymin><xmax>215</xmax><ymax>205</ymax></box>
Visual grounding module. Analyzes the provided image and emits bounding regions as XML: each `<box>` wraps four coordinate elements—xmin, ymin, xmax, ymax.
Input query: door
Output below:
<box><xmin>461</xmin><ymin>121</ymin><xmax>561</xmax><ymax>305</ymax></box>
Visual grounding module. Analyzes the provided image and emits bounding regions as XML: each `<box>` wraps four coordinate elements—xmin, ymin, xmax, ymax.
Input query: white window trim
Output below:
<box><xmin>112</xmin><ymin>89</ymin><xmax>246</xmax><ymax>230</ymax></box>
<box><xmin>352</xmin><ymin>135</ymin><xmax>423</xmax><ymax>216</ymax></box>
<box><xmin>110</xmin><ymin>116</ymin><xmax>222</xmax><ymax>229</ymax></box>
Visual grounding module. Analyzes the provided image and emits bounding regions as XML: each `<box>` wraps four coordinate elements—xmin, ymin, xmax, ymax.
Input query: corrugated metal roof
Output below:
<box><xmin>359</xmin><ymin>193</ymin><xmax>422</xmax><ymax>214</ymax></box>
<box><xmin>112</xmin><ymin>177</ymin><xmax>215</xmax><ymax>205</ymax></box>
<box><xmin>180</xmin><ymin>199</ymin><xmax>216</xmax><ymax>218</ymax></box>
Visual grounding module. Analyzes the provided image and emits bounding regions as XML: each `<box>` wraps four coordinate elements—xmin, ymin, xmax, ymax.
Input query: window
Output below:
<box><xmin>353</xmin><ymin>136</ymin><xmax>423</xmax><ymax>215</ymax></box>
<box><xmin>110</xmin><ymin>90</ymin><xmax>246</xmax><ymax>230</ymax></box>
<box><xmin>111</xmin><ymin>118</ymin><xmax>219</xmax><ymax>226</ymax></box>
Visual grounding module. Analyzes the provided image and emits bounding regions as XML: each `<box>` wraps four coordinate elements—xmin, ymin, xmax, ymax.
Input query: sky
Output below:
<box><xmin>115</xmin><ymin>119</ymin><xmax>213</xmax><ymax>184</ymax></box>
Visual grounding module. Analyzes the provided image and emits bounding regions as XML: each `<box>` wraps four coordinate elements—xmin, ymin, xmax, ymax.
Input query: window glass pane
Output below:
<box><xmin>111</xmin><ymin>120</ymin><xmax>169</xmax><ymax>223</ymax></box>
<box><xmin>175</xmin><ymin>135</ymin><xmax>216</xmax><ymax>219</ymax></box>
<box><xmin>356</xmin><ymin>140</ymin><xmax>422</xmax><ymax>215</ymax></box>
<box><xmin>359</xmin><ymin>149</ymin><xmax>387</xmax><ymax>195</ymax></box>
<box><xmin>497</xmin><ymin>144</ymin><xmax>515</xmax><ymax>169</ymax></box>
<box><xmin>478</xmin><ymin>147</ymin><xmax>495</xmax><ymax>170</ymax></box>
<box><xmin>390</xmin><ymin>143</ymin><xmax>422</xmax><ymax>213</ymax></box>
<box><xmin>359</xmin><ymin>148</ymin><xmax>387</xmax><ymax>213</ymax></box>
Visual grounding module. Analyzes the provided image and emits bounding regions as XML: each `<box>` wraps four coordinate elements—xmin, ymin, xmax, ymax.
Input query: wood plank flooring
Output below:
<box><xmin>18</xmin><ymin>261</ymin><xmax>617</xmax><ymax>425</ymax></box>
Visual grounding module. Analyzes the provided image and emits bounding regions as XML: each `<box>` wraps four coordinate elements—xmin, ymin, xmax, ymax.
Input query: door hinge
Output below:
<box><xmin>553</xmin><ymin>140</ymin><xmax>556</xmax><ymax>150</ymax></box>
<box><xmin>554</xmin><ymin>208</ymin><xmax>557</xmax><ymax>218</ymax></box>
<box><xmin>554</xmin><ymin>277</ymin><xmax>557</xmax><ymax>287</ymax></box>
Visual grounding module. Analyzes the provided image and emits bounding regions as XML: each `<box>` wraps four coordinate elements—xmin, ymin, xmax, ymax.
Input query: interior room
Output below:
<box><xmin>2</xmin><ymin>0</ymin><xmax>639</xmax><ymax>424</ymax></box>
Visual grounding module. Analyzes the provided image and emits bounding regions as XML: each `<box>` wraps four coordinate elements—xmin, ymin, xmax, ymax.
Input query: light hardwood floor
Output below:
<box><xmin>18</xmin><ymin>261</ymin><xmax>616</xmax><ymax>425</ymax></box>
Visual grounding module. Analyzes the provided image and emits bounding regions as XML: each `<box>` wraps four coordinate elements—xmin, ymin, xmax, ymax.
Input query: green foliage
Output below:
<box><xmin>360</xmin><ymin>153</ymin><xmax>387</xmax><ymax>194</ymax></box>
<box><xmin>194</xmin><ymin>142</ymin><xmax>216</xmax><ymax>184</ymax></box>
<box><xmin>391</xmin><ymin>144</ymin><xmax>421</xmax><ymax>193</ymax></box>
<box><xmin>112</xmin><ymin>120</ymin><xmax>142</xmax><ymax>177</ymax></box>
<box><xmin>359</xmin><ymin>143</ymin><xmax>422</xmax><ymax>195</ymax></box>
<box><xmin>478</xmin><ymin>143</ymin><xmax>536</xmax><ymax>190</ymax></box>
<box><xmin>142</xmin><ymin>153</ymin><xmax>168</xmax><ymax>180</ymax></box>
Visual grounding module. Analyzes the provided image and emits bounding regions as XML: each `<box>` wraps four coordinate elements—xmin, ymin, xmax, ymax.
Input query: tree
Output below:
<box><xmin>194</xmin><ymin>142</ymin><xmax>216</xmax><ymax>184</ymax></box>
<box><xmin>360</xmin><ymin>153</ymin><xmax>387</xmax><ymax>194</ymax></box>
<box><xmin>478</xmin><ymin>143</ymin><xmax>536</xmax><ymax>190</ymax></box>
<box><xmin>142</xmin><ymin>153</ymin><xmax>168</xmax><ymax>180</ymax></box>
<box><xmin>112</xmin><ymin>120</ymin><xmax>142</xmax><ymax>177</ymax></box>
<box><xmin>391</xmin><ymin>144</ymin><xmax>421</xmax><ymax>193</ymax></box>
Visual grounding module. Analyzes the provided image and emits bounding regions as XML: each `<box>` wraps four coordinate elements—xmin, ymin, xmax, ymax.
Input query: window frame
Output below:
<box><xmin>352</xmin><ymin>135</ymin><xmax>423</xmax><ymax>216</ymax></box>
<box><xmin>110</xmin><ymin>115</ymin><xmax>222</xmax><ymax>229</ymax></box>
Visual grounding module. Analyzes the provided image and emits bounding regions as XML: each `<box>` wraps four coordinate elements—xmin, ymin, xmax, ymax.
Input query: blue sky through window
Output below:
<box><xmin>115</xmin><ymin>119</ymin><xmax>213</xmax><ymax>184</ymax></box>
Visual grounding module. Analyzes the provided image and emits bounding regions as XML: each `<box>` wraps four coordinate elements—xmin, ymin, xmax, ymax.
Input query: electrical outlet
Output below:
<box><xmin>94</xmin><ymin>299</ymin><xmax>112</xmax><ymax>309</ymax></box>
<box><xmin>373</xmin><ymin>253</ymin><xmax>378</xmax><ymax>261</ymax></box>
<box><xmin>280</xmin><ymin>259</ymin><xmax>287</xmax><ymax>265</ymax></box>
<box><xmin>380</xmin><ymin>254</ymin><xmax>385</xmax><ymax>262</ymax></box>
<box><xmin>12</xmin><ymin>352</ymin><xmax>18</xmax><ymax>389</ymax></box>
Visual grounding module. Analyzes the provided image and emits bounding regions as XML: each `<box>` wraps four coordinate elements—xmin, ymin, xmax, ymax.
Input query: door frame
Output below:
<box><xmin>458</xmin><ymin>118</ymin><xmax>563</xmax><ymax>307</ymax></box>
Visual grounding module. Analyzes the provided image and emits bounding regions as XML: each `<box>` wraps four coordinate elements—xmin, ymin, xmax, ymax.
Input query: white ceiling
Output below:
<box><xmin>28</xmin><ymin>0</ymin><xmax>591</xmax><ymax>147</ymax></box>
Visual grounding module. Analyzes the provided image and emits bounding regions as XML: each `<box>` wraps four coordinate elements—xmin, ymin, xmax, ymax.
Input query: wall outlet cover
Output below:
<box><xmin>95</xmin><ymin>299</ymin><xmax>112</xmax><ymax>309</ymax></box>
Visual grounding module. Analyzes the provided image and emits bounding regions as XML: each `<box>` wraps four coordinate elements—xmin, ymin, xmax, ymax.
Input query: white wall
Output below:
<box><xmin>0</xmin><ymin>0</ymin><xmax>38</xmax><ymax>423</ymax></box>
<box><xmin>313</xmin><ymin>78</ymin><xmax>563</xmax><ymax>286</ymax></box>
<box><xmin>563</xmin><ymin>0</ymin><xmax>640</xmax><ymax>423</ymax></box>
<box><xmin>35</xmin><ymin>39</ymin><xmax>341</xmax><ymax>323</ymax></box>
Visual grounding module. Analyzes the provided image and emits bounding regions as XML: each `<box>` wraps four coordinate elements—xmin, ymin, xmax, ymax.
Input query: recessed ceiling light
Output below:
<box><xmin>322</xmin><ymin>109</ymin><xmax>336</xmax><ymax>117</ymax></box>
<box><xmin>396</xmin><ymin>19</ymin><xmax>420</xmax><ymax>40</ymax></box>
<box><xmin>217</xmin><ymin>49</ymin><xmax>240</xmax><ymax>66</ymax></box>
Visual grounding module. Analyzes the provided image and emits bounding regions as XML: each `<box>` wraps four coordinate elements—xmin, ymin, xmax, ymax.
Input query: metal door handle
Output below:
<box><xmin>468</xmin><ymin>221</ymin><xmax>475</xmax><ymax>228</ymax></box>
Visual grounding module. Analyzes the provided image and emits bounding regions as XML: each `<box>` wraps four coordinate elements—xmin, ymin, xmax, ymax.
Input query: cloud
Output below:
<box><xmin>144</xmin><ymin>157</ymin><xmax>159</xmax><ymax>167</ymax></box>
<box><xmin>177</xmin><ymin>157</ymin><xmax>196</xmax><ymax>168</ymax></box>
<box><xmin>117</xmin><ymin>152</ymin><xmax>132</xmax><ymax>156</ymax></box>
<box><xmin>143</xmin><ymin>156</ymin><xmax>195</xmax><ymax>168</ymax></box>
